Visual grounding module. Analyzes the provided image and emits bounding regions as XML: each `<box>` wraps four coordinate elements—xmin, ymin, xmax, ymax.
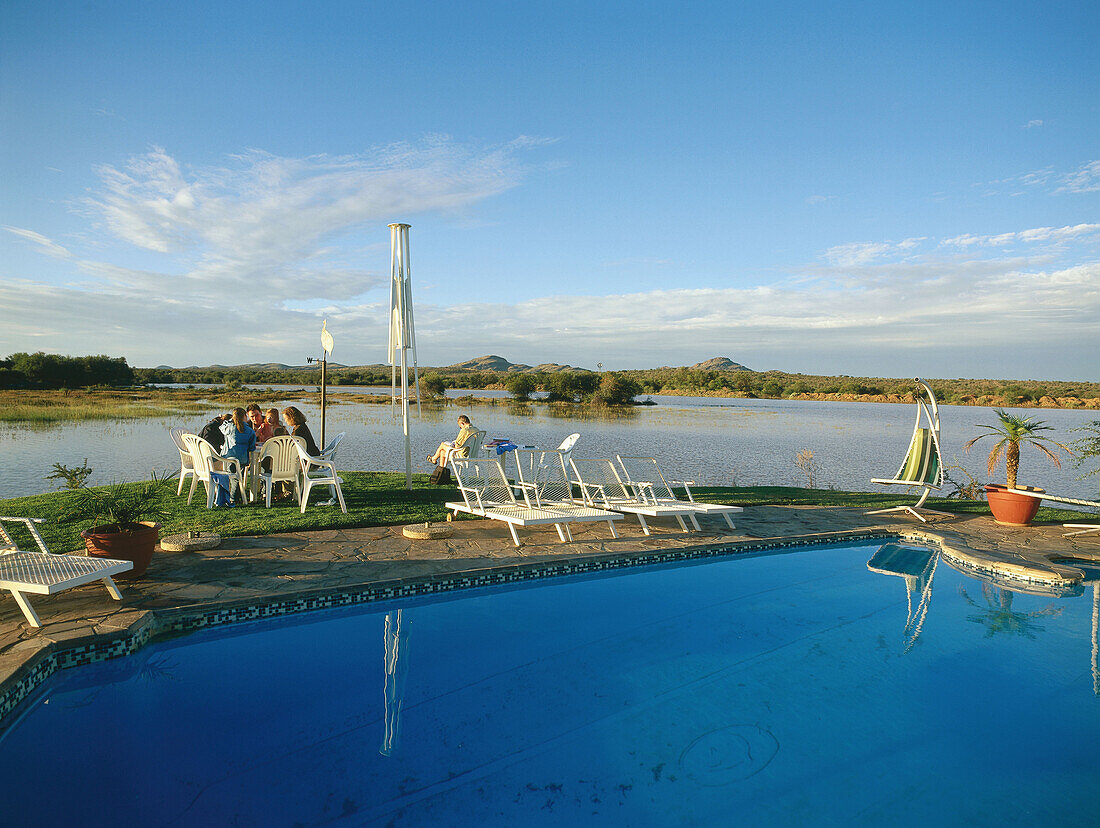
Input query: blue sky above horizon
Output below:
<box><xmin>2</xmin><ymin>0</ymin><xmax>1098</xmax><ymax>380</ymax></box>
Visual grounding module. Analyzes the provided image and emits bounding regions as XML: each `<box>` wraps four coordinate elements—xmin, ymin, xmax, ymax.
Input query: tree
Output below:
<box><xmin>421</xmin><ymin>373</ymin><xmax>449</xmax><ymax>399</ymax></box>
<box><xmin>964</xmin><ymin>409</ymin><xmax>1069</xmax><ymax>488</ymax></box>
<box><xmin>1070</xmin><ymin>420</ymin><xmax>1100</xmax><ymax>497</ymax></box>
<box><xmin>505</xmin><ymin>373</ymin><xmax>537</xmax><ymax>401</ymax></box>
<box><xmin>590</xmin><ymin>373</ymin><xmax>641</xmax><ymax>406</ymax></box>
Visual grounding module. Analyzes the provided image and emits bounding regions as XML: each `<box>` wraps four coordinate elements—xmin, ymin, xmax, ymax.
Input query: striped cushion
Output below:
<box><xmin>898</xmin><ymin>428</ymin><xmax>939</xmax><ymax>484</ymax></box>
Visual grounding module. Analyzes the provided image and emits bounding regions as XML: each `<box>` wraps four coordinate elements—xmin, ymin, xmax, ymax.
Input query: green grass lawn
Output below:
<box><xmin>0</xmin><ymin>476</ymin><xmax>1092</xmax><ymax>554</ymax></box>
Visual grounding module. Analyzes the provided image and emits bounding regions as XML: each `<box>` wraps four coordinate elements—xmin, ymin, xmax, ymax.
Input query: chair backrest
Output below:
<box><xmin>556</xmin><ymin>433</ymin><xmax>581</xmax><ymax>453</ymax></box>
<box><xmin>320</xmin><ymin>431</ymin><xmax>345</xmax><ymax>461</ymax></box>
<box><xmin>616</xmin><ymin>456</ymin><xmax>676</xmax><ymax>500</ymax></box>
<box><xmin>452</xmin><ymin>429</ymin><xmax>486</xmax><ymax>460</ymax></box>
<box><xmin>895</xmin><ymin>427</ymin><xmax>940</xmax><ymax>485</ymax></box>
<box><xmin>569</xmin><ymin>459</ymin><xmax>636</xmax><ymax>501</ymax></box>
<box><xmin>170</xmin><ymin>427</ymin><xmax>194</xmax><ymax>467</ymax></box>
<box><xmin>262</xmin><ymin>435</ymin><xmax>306</xmax><ymax>479</ymax></box>
<box><xmin>451</xmin><ymin>458</ymin><xmax>517</xmax><ymax>507</ymax></box>
<box><xmin>513</xmin><ymin>449</ymin><xmax>575</xmax><ymax>504</ymax></box>
<box><xmin>182</xmin><ymin>433</ymin><xmax>218</xmax><ymax>477</ymax></box>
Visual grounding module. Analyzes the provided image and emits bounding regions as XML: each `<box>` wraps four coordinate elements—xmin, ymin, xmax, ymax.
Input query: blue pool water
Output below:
<box><xmin>2</xmin><ymin>541</ymin><xmax>1099</xmax><ymax>826</ymax></box>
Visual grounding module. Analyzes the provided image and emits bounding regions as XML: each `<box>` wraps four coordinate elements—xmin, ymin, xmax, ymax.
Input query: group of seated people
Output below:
<box><xmin>199</xmin><ymin>404</ymin><xmax>321</xmax><ymax>468</ymax></box>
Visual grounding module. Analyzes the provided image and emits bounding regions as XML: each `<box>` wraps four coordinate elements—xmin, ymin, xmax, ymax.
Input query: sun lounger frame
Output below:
<box><xmin>0</xmin><ymin>516</ymin><xmax>133</xmax><ymax>627</ymax></box>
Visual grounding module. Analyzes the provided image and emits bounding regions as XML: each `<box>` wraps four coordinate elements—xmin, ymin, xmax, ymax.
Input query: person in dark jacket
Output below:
<box><xmin>199</xmin><ymin>414</ymin><xmax>230</xmax><ymax>453</ymax></box>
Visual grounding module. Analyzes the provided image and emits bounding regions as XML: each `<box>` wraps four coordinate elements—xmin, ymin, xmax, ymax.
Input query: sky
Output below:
<box><xmin>1</xmin><ymin>0</ymin><xmax>1098</xmax><ymax>380</ymax></box>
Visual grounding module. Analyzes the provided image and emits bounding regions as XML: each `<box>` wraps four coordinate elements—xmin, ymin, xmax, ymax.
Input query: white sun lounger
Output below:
<box><xmin>615</xmin><ymin>455</ymin><xmax>743</xmax><ymax>529</ymax></box>
<box><xmin>569</xmin><ymin>458</ymin><xmax>702</xmax><ymax>535</ymax></box>
<box><xmin>511</xmin><ymin>449</ymin><xmax>623</xmax><ymax>538</ymax></box>
<box><xmin>447</xmin><ymin>458</ymin><xmax>583</xmax><ymax>546</ymax></box>
<box><xmin>0</xmin><ymin>516</ymin><xmax>133</xmax><ymax>627</ymax></box>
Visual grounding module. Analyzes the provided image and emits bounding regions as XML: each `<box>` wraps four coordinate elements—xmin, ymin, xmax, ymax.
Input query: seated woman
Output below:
<box><xmin>282</xmin><ymin>406</ymin><xmax>321</xmax><ymax>457</ymax></box>
<box><xmin>219</xmin><ymin>407</ymin><xmax>257</xmax><ymax>470</ymax></box>
<box><xmin>427</xmin><ymin>414</ymin><xmax>477</xmax><ymax>466</ymax></box>
<box><xmin>264</xmin><ymin>408</ymin><xmax>287</xmax><ymax>437</ymax></box>
<box><xmin>247</xmin><ymin>404</ymin><xmax>274</xmax><ymax>444</ymax></box>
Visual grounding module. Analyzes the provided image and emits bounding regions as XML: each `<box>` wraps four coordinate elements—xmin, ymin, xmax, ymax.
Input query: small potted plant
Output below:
<box><xmin>964</xmin><ymin>409</ymin><xmax>1069</xmax><ymax>526</ymax></box>
<box><xmin>68</xmin><ymin>472</ymin><xmax>173</xmax><ymax>578</ymax></box>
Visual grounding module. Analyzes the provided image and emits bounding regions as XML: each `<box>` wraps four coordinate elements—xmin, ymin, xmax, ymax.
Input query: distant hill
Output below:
<box><xmin>691</xmin><ymin>357</ymin><xmax>752</xmax><ymax>371</ymax></box>
<box><xmin>180</xmin><ymin>362</ymin><xmax>348</xmax><ymax>371</ymax></box>
<box><xmin>447</xmin><ymin>355</ymin><xmax>533</xmax><ymax>372</ymax></box>
<box><xmin>531</xmin><ymin>362</ymin><xmax>587</xmax><ymax>373</ymax></box>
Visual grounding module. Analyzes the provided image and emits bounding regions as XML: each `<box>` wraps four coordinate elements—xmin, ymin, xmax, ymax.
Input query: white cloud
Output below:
<box><xmin>1025</xmin><ymin>119</ymin><xmax>1043</xmax><ymax>128</ymax></box>
<box><xmin>3</xmin><ymin>226</ymin><xmax>74</xmax><ymax>259</ymax></box>
<box><xmin>1059</xmin><ymin>160</ymin><xmax>1100</xmax><ymax>193</ymax></box>
<box><xmin>942</xmin><ymin>222</ymin><xmax>1100</xmax><ymax>248</ymax></box>
<box><xmin>823</xmin><ymin>238</ymin><xmax>924</xmax><ymax>267</ymax></box>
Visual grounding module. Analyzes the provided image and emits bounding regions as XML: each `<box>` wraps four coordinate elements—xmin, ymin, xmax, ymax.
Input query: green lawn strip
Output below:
<box><xmin>2</xmin><ymin>479</ymin><xmax>1093</xmax><ymax>555</ymax></box>
<box><xmin>0</xmin><ymin>472</ymin><xmax>456</xmax><ymax>554</ymax></box>
<box><xmin>690</xmin><ymin>485</ymin><xmax>1090</xmax><ymax>524</ymax></box>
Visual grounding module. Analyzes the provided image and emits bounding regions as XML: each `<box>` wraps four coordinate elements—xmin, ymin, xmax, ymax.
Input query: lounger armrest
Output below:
<box><xmin>576</xmin><ymin>481</ymin><xmax>607</xmax><ymax>506</ymax></box>
<box><xmin>668</xmin><ymin>479</ymin><xmax>697</xmax><ymax>501</ymax></box>
<box><xmin>513</xmin><ymin>481</ymin><xmax>538</xmax><ymax>507</ymax></box>
<box><xmin>0</xmin><ymin>516</ymin><xmax>51</xmax><ymax>554</ymax></box>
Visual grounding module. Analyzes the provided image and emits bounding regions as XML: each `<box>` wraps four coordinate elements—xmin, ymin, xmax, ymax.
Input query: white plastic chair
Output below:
<box><xmin>169</xmin><ymin>427</ymin><xmax>196</xmax><ymax>496</ymax></box>
<box><xmin>258</xmin><ymin>435</ymin><xmax>304</xmax><ymax>508</ymax></box>
<box><xmin>443</xmin><ymin>429</ymin><xmax>486</xmax><ymax>465</ymax></box>
<box><xmin>555</xmin><ymin>433</ymin><xmax>581</xmax><ymax>465</ymax></box>
<box><xmin>320</xmin><ymin>431</ymin><xmax>346</xmax><ymax>462</ymax></box>
<box><xmin>0</xmin><ymin>516</ymin><xmax>132</xmax><ymax>627</ymax></box>
<box><xmin>295</xmin><ymin>441</ymin><xmax>347</xmax><ymax>514</ymax></box>
<box><xmin>182</xmin><ymin>433</ymin><xmax>244</xmax><ymax>508</ymax></box>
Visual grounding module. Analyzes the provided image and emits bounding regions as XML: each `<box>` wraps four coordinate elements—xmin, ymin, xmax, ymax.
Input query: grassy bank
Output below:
<box><xmin>0</xmin><ymin>387</ymin><xmax>388</xmax><ymax>424</ymax></box>
<box><xmin>0</xmin><ymin>477</ymin><xmax>1090</xmax><ymax>554</ymax></box>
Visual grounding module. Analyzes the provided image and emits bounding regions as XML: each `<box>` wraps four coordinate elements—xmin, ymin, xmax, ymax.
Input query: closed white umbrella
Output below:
<box><xmin>381</xmin><ymin>609</ymin><xmax>409</xmax><ymax>756</ymax></box>
<box><xmin>388</xmin><ymin>223</ymin><xmax>421</xmax><ymax>489</ymax></box>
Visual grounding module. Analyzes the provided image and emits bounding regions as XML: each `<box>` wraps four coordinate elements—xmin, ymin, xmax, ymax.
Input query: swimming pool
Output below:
<box><xmin>1</xmin><ymin>539</ymin><xmax>1097</xmax><ymax>826</ymax></box>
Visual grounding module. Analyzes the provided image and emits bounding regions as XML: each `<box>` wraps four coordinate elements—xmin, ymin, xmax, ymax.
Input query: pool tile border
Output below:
<box><xmin>0</xmin><ymin>529</ymin><xmax>902</xmax><ymax>731</ymax></box>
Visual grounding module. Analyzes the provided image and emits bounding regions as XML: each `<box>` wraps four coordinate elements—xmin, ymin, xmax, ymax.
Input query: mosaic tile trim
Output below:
<box><xmin>0</xmin><ymin>529</ymin><xmax>900</xmax><ymax>732</ymax></box>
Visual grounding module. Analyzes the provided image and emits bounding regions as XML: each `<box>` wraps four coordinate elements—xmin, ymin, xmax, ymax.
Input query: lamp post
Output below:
<box><xmin>306</xmin><ymin>319</ymin><xmax>334</xmax><ymax>449</ymax></box>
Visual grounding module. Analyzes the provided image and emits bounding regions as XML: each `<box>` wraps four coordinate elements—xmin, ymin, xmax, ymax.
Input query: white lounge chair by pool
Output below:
<box><xmin>0</xmin><ymin>516</ymin><xmax>132</xmax><ymax>628</ymax></box>
<box><xmin>448</xmin><ymin>458</ymin><xmax>581</xmax><ymax>546</ymax></box>
<box><xmin>868</xmin><ymin>378</ymin><xmax>951</xmax><ymax>522</ymax></box>
<box><xmin>569</xmin><ymin>458</ymin><xmax>702</xmax><ymax>535</ymax></box>
<box><xmin>616</xmin><ymin>455</ymin><xmax>743</xmax><ymax>529</ymax></box>
<box><xmin>511</xmin><ymin>449</ymin><xmax>623</xmax><ymax>538</ymax></box>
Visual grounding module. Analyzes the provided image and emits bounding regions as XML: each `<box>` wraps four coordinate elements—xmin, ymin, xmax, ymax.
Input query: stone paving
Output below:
<box><xmin>1</xmin><ymin>505</ymin><xmax>1098</xmax><ymax>725</ymax></box>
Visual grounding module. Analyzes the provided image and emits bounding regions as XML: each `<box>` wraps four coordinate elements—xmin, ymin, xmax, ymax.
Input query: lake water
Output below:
<box><xmin>2</xmin><ymin>391</ymin><xmax>1098</xmax><ymax>505</ymax></box>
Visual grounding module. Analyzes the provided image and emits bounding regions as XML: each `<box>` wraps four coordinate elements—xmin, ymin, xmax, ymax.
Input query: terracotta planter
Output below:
<box><xmin>81</xmin><ymin>521</ymin><xmax>160</xmax><ymax>579</ymax></box>
<box><xmin>985</xmin><ymin>485</ymin><xmax>1042</xmax><ymax>527</ymax></box>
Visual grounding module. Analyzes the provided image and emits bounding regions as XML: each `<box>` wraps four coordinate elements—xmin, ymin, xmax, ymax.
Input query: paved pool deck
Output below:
<box><xmin>2</xmin><ymin>505</ymin><xmax>1098</xmax><ymax>726</ymax></box>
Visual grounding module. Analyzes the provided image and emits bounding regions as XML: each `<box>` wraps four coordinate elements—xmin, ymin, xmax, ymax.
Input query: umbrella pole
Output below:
<box><xmin>320</xmin><ymin>356</ymin><xmax>327</xmax><ymax>450</ymax></box>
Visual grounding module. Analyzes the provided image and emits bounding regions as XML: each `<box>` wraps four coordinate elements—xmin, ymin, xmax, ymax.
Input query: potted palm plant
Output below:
<box><xmin>68</xmin><ymin>473</ymin><xmax>173</xmax><ymax>578</ymax></box>
<box><xmin>964</xmin><ymin>409</ymin><xmax>1069</xmax><ymax>526</ymax></box>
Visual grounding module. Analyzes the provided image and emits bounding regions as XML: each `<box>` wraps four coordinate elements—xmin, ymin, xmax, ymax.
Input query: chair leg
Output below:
<box><xmin>636</xmin><ymin>514</ymin><xmax>651</xmax><ymax>535</ymax></box>
<box><xmin>507</xmin><ymin>523</ymin><xmax>521</xmax><ymax>546</ymax></box>
<box><xmin>334</xmin><ymin>481</ymin><xmax>347</xmax><ymax>514</ymax></box>
<box><xmin>300</xmin><ymin>480</ymin><xmax>311</xmax><ymax>514</ymax></box>
<box><xmin>9</xmin><ymin>590</ymin><xmax>42</xmax><ymax>627</ymax></box>
<box><xmin>608</xmin><ymin>520</ymin><xmax>619</xmax><ymax>538</ymax></box>
<box><xmin>187</xmin><ymin>475</ymin><xmax>198</xmax><ymax>505</ymax></box>
<box><xmin>101</xmin><ymin>576</ymin><xmax>123</xmax><ymax>601</ymax></box>
<box><xmin>177</xmin><ymin>469</ymin><xmax>186</xmax><ymax>496</ymax></box>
